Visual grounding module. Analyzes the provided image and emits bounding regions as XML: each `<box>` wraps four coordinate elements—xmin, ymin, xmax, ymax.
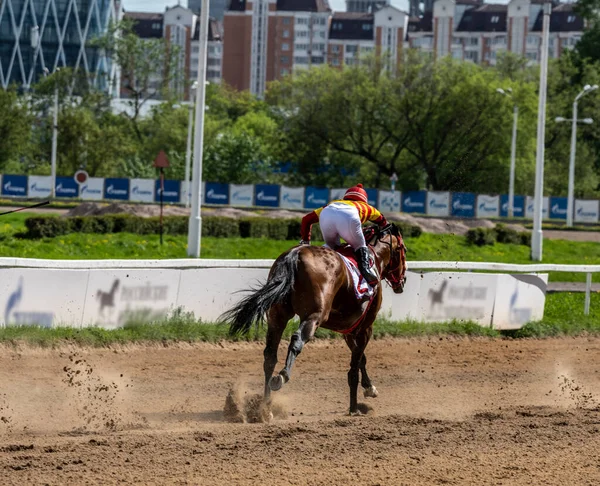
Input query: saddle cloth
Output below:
<box><xmin>335</xmin><ymin>246</ymin><xmax>376</xmax><ymax>300</ymax></box>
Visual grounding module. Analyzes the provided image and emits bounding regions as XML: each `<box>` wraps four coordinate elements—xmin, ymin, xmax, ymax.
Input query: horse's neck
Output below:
<box><xmin>372</xmin><ymin>241</ymin><xmax>390</xmax><ymax>273</ymax></box>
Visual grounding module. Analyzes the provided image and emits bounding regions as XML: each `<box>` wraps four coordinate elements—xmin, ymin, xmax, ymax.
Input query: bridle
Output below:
<box><xmin>365</xmin><ymin>224</ymin><xmax>408</xmax><ymax>293</ymax></box>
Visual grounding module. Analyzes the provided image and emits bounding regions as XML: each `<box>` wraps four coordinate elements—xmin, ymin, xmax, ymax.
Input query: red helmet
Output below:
<box><xmin>344</xmin><ymin>183</ymin><xmax>368</xmax><ymax>203</ymax></box>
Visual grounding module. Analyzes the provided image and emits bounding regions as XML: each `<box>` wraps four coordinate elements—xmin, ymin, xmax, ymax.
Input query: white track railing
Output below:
<box><xmin>0</xmin><ymin>258</ymin><xmax>596</xmax><ymax>315</ymax></box>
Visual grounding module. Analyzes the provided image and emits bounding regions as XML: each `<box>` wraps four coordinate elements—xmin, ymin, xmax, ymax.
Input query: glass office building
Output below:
<box><xmin>0</xmin><ymin>0</ymin><xmax>121</xmax><ymax>93</ymax></box>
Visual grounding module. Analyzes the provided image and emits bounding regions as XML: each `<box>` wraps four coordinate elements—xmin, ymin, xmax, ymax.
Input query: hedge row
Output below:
<box><xmin>466</xmin><ymin>224</ymin><xmax>532</xmax><ymax>247</ymax></box>
<box><xmin>23</xmin><ymin>214</ymin><xmax>422</xmax><ymax>241</ymax></box>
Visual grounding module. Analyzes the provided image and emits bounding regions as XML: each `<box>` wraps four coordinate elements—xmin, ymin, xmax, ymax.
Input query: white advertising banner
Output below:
<box><xmin>280</xmin><ymin>186</ymin><xmax>305</xmax><ymax>209</ymax></box>
<box><xmin>427</xmin><ymin>191</ymin><xmax>450</xmax><ymax>217</ymax></box>
<box><xmin>330</xmin><ymin>188</ymin><xmax>346</xmax><ymax>202</ymax></box>
<box><xmin>81</xmin><ymin>270</ymin><xmax>181</xmax><ymax>329</ymax></box>
<box><xmin>178</xmin><ymin>268</ymin><xmax>269</xmax><ymax>322</ymax></box>
<box><xmin>476</xmin><ymin>195</ymin><xmax>500</xmax><ymax>218</ymax></box>
<box><xmin>229</xmin><ymin>184</ymin><xmax>254</xmax><ymax>207</ymax></box>
<box><xmin>574</xmin><ymin>199</ymin><xmax>600</xmax><ymax>223</ymax></box>
<box><xmin>0</xmin><ymin>269</ymin><xmax>88</xmax><ymax>327</ymax></box>
<box><xmin>417</xmin><ymin>272</ymin><xmax>497</xmax><ymax>325</ymax></box>
<box><xmin>378</xmin><ymin>191</ymin><xmax>401</xmax><ymax>213</ymax></box>
<box><xmin>380</xmin><ymin>270</ymin><xmax>420</xmax><ymax>321</ymax></box>
<box><xmin>80</xmin><ymin>178</ymin><xmax>104</xmax><ymax>201</ymax></box>
<box><xmin>27</xmin><ymin>176</ymin><xmax>53</xmax><ymax>198</ymax></box>
<box><xmin>492</xmin><ymin>274</ymin><xmax>548</xmax><ymax>330</ymax></box>
<box><xmin>525</xmin><ymin>196</ymin><xmax>549</xmax><ymax>219</ymax></box>
<box><xmin>130</xmin><ymin>178</ymin><xmax>155</xmax><ymax>203</ymax></box>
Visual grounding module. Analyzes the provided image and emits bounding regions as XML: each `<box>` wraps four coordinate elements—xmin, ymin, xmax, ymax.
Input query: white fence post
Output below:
<box><xmin>585</xmin><ymin>272</ymin><xmax>592</xmax><ymax>316</ymax></box>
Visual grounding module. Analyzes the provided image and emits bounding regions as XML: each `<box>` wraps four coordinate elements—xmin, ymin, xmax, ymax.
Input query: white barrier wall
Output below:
<box><xmin>0</xmin><ymin>262</ymin><xmax>548</xmax><ymax>330</ymax></box>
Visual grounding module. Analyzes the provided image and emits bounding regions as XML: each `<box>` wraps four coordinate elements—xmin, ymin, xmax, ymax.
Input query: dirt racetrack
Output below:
<box><xmin>1</xmin><ymin>337</ymin><xmax>600</xmax><ymax>485</ymax></box>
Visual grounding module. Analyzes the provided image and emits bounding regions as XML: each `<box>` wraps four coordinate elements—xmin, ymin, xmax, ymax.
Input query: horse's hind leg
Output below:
<box><xmin>270</xmin><ymin>312</ymin><xmax>320</xmax><ymax>392</ymax></box>
<box><xmin>263</xmin><ymin>305</ymin><xmax>291</xmax><ymax>400</ymax></box>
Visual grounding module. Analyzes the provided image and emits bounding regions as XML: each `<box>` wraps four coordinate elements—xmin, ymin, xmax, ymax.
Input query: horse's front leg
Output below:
<box><xmin>360</xmin><ymin>354</ymin><xmax>378</xmax><ymax>398</ymax></box>
<box><xmin>347</xmin><ymin>328</ymin><xmax>372</xmax><ymax>414</ymax></box>
<box><xmin>269</xmin><ymin>312</ymin><xmax>320</xmax><ymax>392</ymax></box>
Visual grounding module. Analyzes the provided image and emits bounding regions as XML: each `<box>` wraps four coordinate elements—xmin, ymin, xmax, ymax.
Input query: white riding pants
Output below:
<box><xmin>319</xmin><ymin>202</ymin><xmax>367</xmax><ymax>250</ymax></box>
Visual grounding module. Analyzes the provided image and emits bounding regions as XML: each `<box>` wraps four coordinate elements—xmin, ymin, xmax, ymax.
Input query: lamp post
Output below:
<box><xmin>184</xmin><ymin>81</ymin><xmax>198</xmax><ymax>208</ymax></box>
<box><xmin>187</xmin><ymin>0</ymin><xmax>210</xmax><ymax>257</ymax></box>
<box><xmin>497</xmin><ymin>88</ymin><xmax>518</xmax><ymax>218</ymax></box>
<box><xmin>43</xmin><ymin>67</ymin><xmax>60</xmax><ymax>199</ymax></box>
<box><xmin>531</xmin><ymin>2</ymin><xmax>552</xmax><ymax>261</ymax></box>
<box><xmin>555</xmin><ymin>84</ymin><xmax>598</xmax><ymax>227</ymax></box>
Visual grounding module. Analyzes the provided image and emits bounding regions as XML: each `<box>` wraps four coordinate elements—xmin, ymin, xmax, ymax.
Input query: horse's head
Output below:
<box><xmin>374</xmin><ymin>224</ymin><xmax>408</xmax><ymax>294</ymax></box>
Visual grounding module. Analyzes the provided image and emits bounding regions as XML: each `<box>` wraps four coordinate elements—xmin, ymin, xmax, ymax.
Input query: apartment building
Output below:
<box><xmin>125</xmin><ymin>4</ymin><xmax>223</xmax><ymax>100</ymax></box>
<box><xmin>328</xmin><ymin>7</ymin><xmax>408</xmax><ymax>70</ymax></box>
<box><xmin>223</xmin><ymin>0</ymin><xmax>409</xmax><ymax>95</ymax></box>
<box><xmin>407</xmin><ymin>0</ymin><xmax>585</xmax><ymax>65</ymax></box>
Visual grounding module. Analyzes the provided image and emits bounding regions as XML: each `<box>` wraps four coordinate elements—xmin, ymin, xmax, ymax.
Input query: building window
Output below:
<box><xmin>153</xmin><ymin>23</ymin><xmax>161</xmax><ymax>30</ymax></box>
<box><xmin>281</xmin><ymin>68</ymin><xmax>290</xmax><ymax>76</ymax></box>
<box><xmin>452</xmin><ymin>49</ymin><xmax>462</xmax><ymax>59</ymax></box>
<box><xmin>470</xmin><ymin>37</ymin><xmax>479</xmax><ymax>46</ymax></box>
<box><xmin>281</xmin><ymin>56</ymin><xmax>289</xmax><ymax>64</ymax></box>
<box><xmin>319</xmin><ymin>31</ymin><xmax>326</xmax><ymax>38</ymax></box>
<box><xmin>362</xmin><ymin>23</ymin><xmax>372</xmax><ymax>31</ymax></box>
<box><xmin>297</xmin><ymin>17</ymin><xmax>308</xmax><ymax>25</ymax></box>
<box><xmin>312</xmin><ymin>56</ymin><xmax>324</xmax><ymax>64</ymax></box>
<box><xmin>346</xmin><ymin>45</ymin><xmax>358</xmax><ymax>54</ymax></box>
<box><xmin>526</xmin><ymin>52</ymin><xmax>538</xmax><ymax>61</ymax></box>
<box><xmin>193</xmin><ymin>46</ymin><xmax>200</xmax><ymax>53</ymax></box>
<box><xmin>332</xmin><ymin>58</ymin><xmax>340</xmax><ymax>66</ymax></box>
<box><xmin>346</xmin><ymin>58</ymin><xmax>356</xmax><ymax>65</ymax></box>
<box><xmin>294</xmin><ymin>56</ymin><xmax>309</xmax><ymax>64</ymax></box>
<box><xmin>491</xmin><ymin>15</ymin><xmax>499</xmax><ymax>23</ymax></box>
<box><xmin>485</xmin><ymin>38</ymin><xmax>491</xmax><ymax>47</ymax></box>
<box><xmin>494</xmin><ymin>36</ymin><xmax>506</xmax><ymax>45</ymax></box>
<box><xmin>320</xmin><ymin>18</ymin><xmax>326</xmax><ymax>25</ymax></box>
<box><xmin>527</xmin><ymin>35</ymin><xmax>539</xmax><ymax>45</ymax></box>
<box><xmin>295</xmin><ymin>43</ymin><xmax>308</xmax><ymax>50</ymax></box>
<box><xmin>295</xmin><ymin>31</ymin><xmax>308</xmax><ymax>38</ymax></box>
<box><xmin>567</xmin><ymin>15</ymin><xmax>576</xmax><ymax>23</ymax></box>
<box><xmin>283</xmin><ymin>17</ymin><xmax>291</xmax><ymax>25</ymax></box>
<box><xmin>282</xmin><ymin>43</ymin><xmax>290</xmax><ymax>51</ymax></box>
<box><xmin>332</xmin><ymin>22</ymin><xmax>342</xmax><ymax>30</ymax></box>
<box><xmin>452</xmin><ymin>37</ymin><xmax>461</xmax><ymax>45</ymax></box>
<box><xmin>283</xmin><ymin>29</ymin><xmax>290</xmax><ymax>38</ymax></box>
<box><xmin>332</xmin><ymin>45</ymin><xmax>340</xmax><ymax>53</ymax></box>
<box><xmin>362</xmin><ymin>46</ymin><xmax>373</xmax><ymax>53</ymax></box>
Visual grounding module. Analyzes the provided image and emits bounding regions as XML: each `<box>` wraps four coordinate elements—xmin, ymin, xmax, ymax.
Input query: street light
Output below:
<box><xmin>43</xmin><ymin>67</ymin><xmax>60</xmax><ymax>199</ymax></box>
<box><xmin>497</xmin><ymin>87</ymin><xmax>518</xmax><ymax>218</ymax></box>
<box><xmin>555</xmin><ymin>84</ymin><xmax>598</xmax><ymax>227</ymax></box>
<box><xmin>187</xmin><ymin>0</ymin><xmax>210</xmax><ymax>257</ymax></box>
<box><xmin>531</xmin><ymin>3</ymin><xmax>552</xmax><ymax>261</ymax></box>
<box><xmin>184</xmin><ymin>81</ymin><xmax>198</xmax><ymax>208</ymax></box>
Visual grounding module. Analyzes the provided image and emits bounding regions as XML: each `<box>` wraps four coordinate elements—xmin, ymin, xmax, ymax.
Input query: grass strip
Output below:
<box><xmin>0</xmin><ymin>293</ymin><xmax>597</xmax><ymax>348</ymax></box>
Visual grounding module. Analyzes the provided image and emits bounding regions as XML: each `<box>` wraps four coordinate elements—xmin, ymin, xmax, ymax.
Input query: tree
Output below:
<box><xmin>92</xmin><ymin>18</ymin><xmax>184</xmax><ymax>140</ymax></box>
<box><xmin>0</xmin><ymin>89</ymin><xmax>33</xmax><ymax>172</ymax></box>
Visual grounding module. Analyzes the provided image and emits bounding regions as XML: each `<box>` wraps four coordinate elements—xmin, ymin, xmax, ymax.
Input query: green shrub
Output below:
<box><xmin>24</xmin><ymin>216</ymin><xmax>70</xmax><ymax>238</ymax></box>
<box><xmin>466</xmin><ymin>227</ymin><xmax>496</xmax><ymax>246</ymax></box>
<box><xmin>396</xmin><ymin>222</ymin><xmax>422</xmax><ymax>238</ymax></box>
<box><xmin>495</xmin><ymin>224</ymin><xmax>523</xmax><ymax>245</ymax></box>
<box><xmin>203</xmin><ymin>217</ymin><xmax>240</xmax><ymax>238</ymax></box>
<box><xmin>520</xmin><ymin>231</ymin><xmax>532</xmax><ymax>246</ymax></box>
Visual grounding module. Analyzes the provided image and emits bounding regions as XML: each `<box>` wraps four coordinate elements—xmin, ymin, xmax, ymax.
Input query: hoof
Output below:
<box><xmin>269</xmin><ymin>374</ymin><xmax>284</xmax><ymax>391</ymax></box>
<box><xmin>363</xmin><ymin>385</ymin><xmax>379</xmax><ymax>398</ymax></box>
<box><xmin>348</xmin><ymin>410</ymin><xmax>362</xmax><ymax>417</ymax></box>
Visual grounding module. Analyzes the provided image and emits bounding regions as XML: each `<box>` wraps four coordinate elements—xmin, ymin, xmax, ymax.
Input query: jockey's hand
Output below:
<box><xmin>299</xmin><ymin>240</ymin><xmax>311</xmax><ymax>246</ymax></box>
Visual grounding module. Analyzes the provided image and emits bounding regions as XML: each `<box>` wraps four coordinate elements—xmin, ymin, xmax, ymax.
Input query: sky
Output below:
<box><xmin>122</xmin><ymin>0</ymin><xmax>411</xmax><ymax>14</ymax></box>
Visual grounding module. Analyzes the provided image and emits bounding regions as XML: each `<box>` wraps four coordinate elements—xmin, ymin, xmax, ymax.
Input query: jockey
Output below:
<box><xmin>300</xmin><ymin>183</ymin><xmax>388</xmax><ymax>286</ymax></box>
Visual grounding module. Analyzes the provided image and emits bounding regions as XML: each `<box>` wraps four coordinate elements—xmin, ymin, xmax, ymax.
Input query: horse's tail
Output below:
<box><xmin>221</xmin><ymin>248</ymin><xmax>300</xmax><ymax>337</ymax></box>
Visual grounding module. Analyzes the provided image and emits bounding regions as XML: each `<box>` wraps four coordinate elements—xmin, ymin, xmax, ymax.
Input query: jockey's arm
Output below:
<box><xmin>367</xmin><ymin>206</ymin><xmax>388</xmax><ymax>228</ymax></box>
<box><xmin>300</xmin><ymin>210</ymin><xmax>320</xmax><ymax>242</ymax></box>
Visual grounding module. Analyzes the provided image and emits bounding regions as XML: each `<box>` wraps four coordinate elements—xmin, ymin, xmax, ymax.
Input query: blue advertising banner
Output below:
<box><xmin>155</xmin><ymin>180</ymin><xmax>181</xmax><ymax>203</ymax></box>
<box><xmin>205</xmin><ymin>182</ymin><xmax>229</xmax><ymax>205</ymax></box>
<box><xmin>366</xmin><ymin>188</ymin><xmax>378</xmax><ymax>207</ymax></box>
<box><xmin>451</xmin><ymin>192</ymin><xmax>476</xmax><ymax>218</ymax></box>
<box><xmin>500</xmin><ymin>195</ymin><xmax>525</xmax><ymax>218</ymax></box>
<box><xmin>401</xmin><ymin>191</ymin><xmax>427</xmax><ymax>214</ymax></box>
<box><xmin>1</xmin><ymin>175</ymin><xmax>27</xmax><ymax>197</ymax></box>
<box><xmin>304</xmin><ymin>186</ymin><xmax>329</xmax><ymax>209</ymax></box>
<box><xmin>549</xmin><ymin>196</ymin><xmax>568</xmax><ymax>220</ymax></box>
<box><xmin>104</xmin><ymin>178</ymin><xmax>130</xmax><ymax>200</ymax></box>
<box><xmin>255</xmin><ymin>184</ymin><xmax>280</xmax><ymax>207</ymax></box>
<box><xmin>55</xmin><ymin>177</ymin><xmax>79</xmax><ymax>198</ymax></box>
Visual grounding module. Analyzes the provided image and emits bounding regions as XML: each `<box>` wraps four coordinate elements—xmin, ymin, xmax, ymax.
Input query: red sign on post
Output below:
<box><xmin>153</xmin><ymin>150</ymin><xmax>170</xmax><ymax>169</ymax></box>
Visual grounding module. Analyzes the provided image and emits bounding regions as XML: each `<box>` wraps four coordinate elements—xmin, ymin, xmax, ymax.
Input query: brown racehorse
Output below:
<box><xmin>222</xmin><ymin>223</ymin><xmax>407</xmax><ymax>415</ymax></box>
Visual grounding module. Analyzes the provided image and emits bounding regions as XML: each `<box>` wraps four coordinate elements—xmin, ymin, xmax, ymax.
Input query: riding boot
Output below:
<box><xmin>355</xmin><ymin>247</ymin><xmax>379</xmax><ymax>286</ymax></box>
